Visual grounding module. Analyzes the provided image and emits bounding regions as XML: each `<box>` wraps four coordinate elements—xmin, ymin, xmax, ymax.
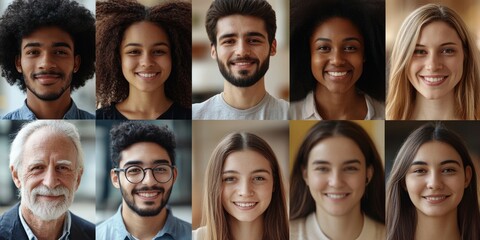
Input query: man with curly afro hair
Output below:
<box><xmin>0</xmin><ymin>0</ymin><xmax>95</xmax><ymax>119</ymax></box>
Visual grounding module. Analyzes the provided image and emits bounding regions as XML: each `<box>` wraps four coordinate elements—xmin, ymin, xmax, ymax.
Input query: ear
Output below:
<box><xmin>210</xmin><ymin>44</ymin><xmax>217</xmax><ymax>60</ymax></box>
<box><xmin>74</xmin><ymin>168</ymin><xmax>83</xmax><ymax>191</ymax></box>
<box><xmin>15</xmin><ymin>55</ymin><xmax>22</xmax><ymax>73</ymax></box>
<box><xmin>172</xmin><ymin>167</ymin><xmax>178</xmax><ymax>185</ymax></box>
<box><xmin>464</xmin><ymin>165</ymin><xmax>472</xmax><ymax>188</ymax></box>
<box><xmin>269</xmin><ymin>39</ymin><xmax>277</xmax><ymax>56</ymax></box>
<box><xmin>111</xmin><ymin>169</ymin><xmax>120</xmax><ymax>189</ymax></box>
<box><xmin>366</xmin><ymin>165</ymin><xmax>374</xmax><ymax>185</ymax></box>
<box><xmin>73</xmin><ymin>55</ymin><xmax>81</xmax><ymax>73</ymax></box>
<box><xmin>302</xmin><ymin>165</ymin><xmax>309</xmax><ymax>186</ymax></box>
<box><xmin>11</xmin><ymin>165</ymin><xmax>22</xmax><ymax>189</ymax></box>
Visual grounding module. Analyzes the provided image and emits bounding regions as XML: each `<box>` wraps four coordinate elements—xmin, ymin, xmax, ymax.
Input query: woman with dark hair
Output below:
<box><xmin>386</xmin><ymin>123</ymin><xmax>480</xmax><ymax>240</ymax></box>
<box><xmin>193</xmin><ymin>132</ymin><xmax>288</xmax><ymax>240</ymax></box>
<box><xmin>96</xmin><ymin>0</ymin><xmax>191</xmax><ymax>119</ymax></box>
<box><xmin>290</xmin><ymin>121</ymin><xmax>385</xmax><ymax>239</ymax></box>
<box><xmin>289</xmin><ymin>0</ymin><xmax>385</xmax><ymax>120</ymax></box>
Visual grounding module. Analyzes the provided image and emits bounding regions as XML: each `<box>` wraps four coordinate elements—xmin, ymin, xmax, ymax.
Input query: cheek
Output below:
<box><xmin>405</xmin><ymin>176</ymin><xmax>421</xmax><ymax>196</ymax></box>
<box><xmin>307</xmin><ymin>173</ymin><xmax>327</xmax><ymax>190</ymax></box>
<box><xmin>310</xmin><ymin>55</ymin><xmax>326</xmax><ymax>79</ymax></box>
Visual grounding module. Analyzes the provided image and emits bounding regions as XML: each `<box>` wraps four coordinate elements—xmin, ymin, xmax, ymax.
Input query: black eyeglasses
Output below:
<box><xmin>114</xmin><ymin>165</ymin><xmax>174</xmax><ymax>184</ymax></box>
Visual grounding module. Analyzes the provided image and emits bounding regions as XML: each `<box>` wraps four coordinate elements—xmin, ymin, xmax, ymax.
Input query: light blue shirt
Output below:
<box><xmin>96</xmin><ymin>205</ymin><xmax>191</xmax><ymax>240</ymax></box>
<box><xmin>2</xmin><ymin>99</ymin><xmax>94</xmax><ymax>120</ymax></box>
<box><xmin>18</xmin><ymin>205</ymin><xmax>72</xmax><ymax>240</ymax></box>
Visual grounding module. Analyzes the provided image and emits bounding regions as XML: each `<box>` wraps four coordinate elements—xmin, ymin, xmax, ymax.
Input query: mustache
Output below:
<box><xmin>229</xmin><ymin>57</ymin><xmax>259</xmax><ymax>64</ymax></box>
<box><xmin>132</xmin><ymin>186</ymin><xmax>165</xmax><ymax>194</ymax></box>
<box><xmin>32</xmin><ymin>71</ymin><xmax>64</xmax><ymax>78</ymax></box>
<box><xmin>31</xmin><ymin>185</ymin><xmax>69</xmax><ymax>198</ymax></box>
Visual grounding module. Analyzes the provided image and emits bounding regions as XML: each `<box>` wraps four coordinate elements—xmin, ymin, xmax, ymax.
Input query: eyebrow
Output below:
<box><xmin>123</xmin><ymin>42</ymin><xmax>169</xmax><ymax>48</ymax></box>
<box><xmin>56</xmin><ymin>160</ymin><xmax>72</xmax><ymax>165</ymax></box>
<box><xmin>123</xmin><ymin>159</ymin><xmax>170</xmax><ymax>166</ymax></box>
<box><xmin>222</xmin><ymin>169</ymin><xmax>271</xmax><ymax>175</ymax></box>
<box><xmin>415</xmin><ymin>42</ymin><xmax>458</xmax><ymax>47</ymax></box>
<box><xmin>314</xmin><ymin>37</ymin><xmax>362</xmax><ymax>43</ymax></box>
<box><xmin>23</xmin><ymin>42</ymin><xmax>72</xmax><ymax>50</ymax></box>
<box><xmin>218</xmin><ymin>32</ymin><xmax>267</xmax><ymax>41</ymax></box>
<box><xmin>312</xmin><ymin>159</ymin><xmax>361</xmax><ymax>165</ymax></box>
<box><xmin>411</xmin><ymin>159</ymin><xmax>461</xmax><ymax>166</ymax></box>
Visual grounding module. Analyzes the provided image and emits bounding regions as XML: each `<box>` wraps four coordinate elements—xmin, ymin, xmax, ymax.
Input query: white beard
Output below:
<box><xmin>21</xmin><ymin>185</ymin><xmax>74</xmax><ymax>221</ymax></box>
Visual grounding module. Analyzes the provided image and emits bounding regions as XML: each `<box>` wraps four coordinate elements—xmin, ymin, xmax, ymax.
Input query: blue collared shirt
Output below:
<box><xmin>18</xmin><ymin>206</ymin><xmax>72</xmax><ymax>240</ymax></box>
<box><xmin>96</xmin><ymin>205</ymin><xmax>192</xmax><ymax>240</ymax></box>
<box><xmin>2</xmin><ymin>99</ymin><xmax>94</xmax><ymax>119</ymax></box>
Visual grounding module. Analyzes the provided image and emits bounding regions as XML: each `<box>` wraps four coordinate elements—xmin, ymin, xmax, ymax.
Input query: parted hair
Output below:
<box><xmin>96</xmin><ymin>0</ymin><xmax>191</xmax><ymax>108</ymax></box>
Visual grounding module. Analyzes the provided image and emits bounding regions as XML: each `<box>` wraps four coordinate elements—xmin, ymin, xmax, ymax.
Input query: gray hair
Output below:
<box><xmin>9</xmin><ymin>120</ymin><xmax>84</xmax><ymax>173</ymax></box>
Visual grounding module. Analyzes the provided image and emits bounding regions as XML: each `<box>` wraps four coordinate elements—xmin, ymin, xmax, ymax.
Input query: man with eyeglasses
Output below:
<box><xmin>96</xmin><ymin>121</ymin><xmax>191</xmax><ymax>239</ymax></box>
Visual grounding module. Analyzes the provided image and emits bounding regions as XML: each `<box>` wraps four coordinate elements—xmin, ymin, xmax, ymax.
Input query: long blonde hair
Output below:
<box><xmin>386</xmin><ymin>4</ymin><xmax>480</xmax><ymax>120</ymax></box>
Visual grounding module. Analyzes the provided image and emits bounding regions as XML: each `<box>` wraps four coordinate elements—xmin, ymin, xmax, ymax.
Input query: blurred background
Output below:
<box><xmin>192</xmin><ymin>120</ymin><xmax>289</xmax><ymax>229</ymax></box>
<box><xmin>192</xmin><ymin>0</ymin><xmax>289</xmax><ymax>103</ymax></box>
<box><xmin>95</xmin><ymin>120</ymin><xmax>192</xmax><ymax>224</ymax></box>
<box><xmin>0</xmin><ymin>120</ymin><xmax>96</xmax><ymax>223</ymax></box>
<box><xmin>0</xmin><ymin>0</ymin><xmax>96</xmax><ymax>117</ymax></box>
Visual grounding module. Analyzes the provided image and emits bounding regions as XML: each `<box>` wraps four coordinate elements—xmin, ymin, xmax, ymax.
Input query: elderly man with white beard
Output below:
<box><xmin>0</xmin><ymin>120</ymin><xmax>94</xmax><ymax>240</ymax></box>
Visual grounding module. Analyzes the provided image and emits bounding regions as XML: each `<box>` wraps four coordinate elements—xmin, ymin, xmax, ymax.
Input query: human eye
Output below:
<box><xmin>247</xmin><ymin>38</ymin><xmax>263</xmax><ymax>44</ymax></box>
<box><xmin>153</xmin><ymin>166</ymin><xmax>169</xmax><ymax>174</ymax></box>
<box><xmin>127</xmin><ymin>166</ymin><xmax>142</xmax><ymax>175</ymax></box>
<box><xmin>441</xmin><ymin>168</ymin><xmax>457</xmax><ymax>174</ymax></box>
<box><xmin>253</xmin><ymin>176</ymin><xmax>266</xmax><ymax>182</ymax></box>
<box><xmin>315</xmin><ymin>45</ymin><xmax>331</xmax><ymax>53</ymax></box>
<box><xmin>29</xmin><ymin>165</ymin><xmax>45</xmax><ymax>173</ymax></box>
<box><xmin>344</xmin><ymin>46</ymin><xmax>358</xmax><ymax>52</ymax></box>
<box><xmin>54</xmin><ymin>49</ymin><xmax>68</xmax><ymax>55</ymax></box>
<box><xmin>222</xmin><ymin>176</ymin><xmax>236</xmax><ymax>183</ymax></box>
<box><xmin>413</xmin><ymin>49</ymin><xmax>427</xmax><ymax>56</ymax></box>
<box><xmin>126</xmin><ymin>49</ymin><xmax>141</xmax><ymax>55</ymax></box>
<box><xmin>25</xmin><ymin>49</ymin><xmax>40</xmax><ymax>56</ymax></box>
<box><xmin>343</xmin><ymin>166</ymin><xmax>359</xmax><ymax>172</ymax></box>
<box><xmin>441</xmin><ymin>48</ymin><xmax>456</xmax><ymax>55</ymax></box>
<box><xmin>221</xmin><ymin>39</ymin><xmax>235</xmax><ymax>45</ymax></box>
<box><xmin>314</xmin><ymin>166</ymin><xmax>329</xmax><ymax>173</ymax></box>
<box><xmin>412</xmin><ymin>168</ymin><xmax>427</xmax><ymax>174</ymax></box>
<box><xmin>57</xmin><ymin>165</ymin><xmax>72</xmax><ymax>173</ymax></box>
<box><xmin>152</xmin><ymin>49</ymin><xmax>167</xmax><ymax>56</ymax></box>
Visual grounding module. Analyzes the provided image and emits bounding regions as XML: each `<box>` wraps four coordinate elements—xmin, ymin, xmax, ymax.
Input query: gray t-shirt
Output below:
<box><xmin>192</xmin><ymin>92</ymin><xmax>288</xmax><ymax>120</ymax></box>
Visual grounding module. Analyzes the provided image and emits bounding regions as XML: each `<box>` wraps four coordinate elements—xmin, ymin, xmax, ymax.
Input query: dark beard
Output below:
<box><xmin>122</xmin><ymin>185</ymin><xmax>172</xmax><ymax>217</ymax></box>
<box><xmin>217</xmin><ymin>55</ymin><xmax>270</xmax><ymax>88</ymax></box>
<box><xmin>25</xmin><ymin>71</ymin><xmax>71</xmax><ymax>101</ymax></box>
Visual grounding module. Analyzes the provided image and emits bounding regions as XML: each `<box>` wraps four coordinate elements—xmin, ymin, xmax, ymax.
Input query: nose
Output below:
<box><xmin>42</xmin><ymin>165</ymin><xmax>60</xmax><ymax>189</ymax></box>
<box><xmin>39</xmin><ymin>52</ymin><xmax>56</xmax><ymax>70</ymax></box>
<box><xmin>328</xmin><ymin>171</ymin><xmax>344</xmax><ymax>188</ymax></box>
<box><xmin>237</xmin><ymin>179</ymin><xmax>253</xmax><ymax>197</ymax></box>
<box><xmin>140</xmin><ymin>53</ymin><xmax>155</xmax><ymax>68</ymax></box>
<box><xmin>235</xmin><ymin>40</ymin><xmax>250</xmax><ymax>57</ymax></box>
<box><xmin>330</xmin><ymin>49</ymin><xmax>345</xmax><ymax>66</ymax></box>
<box><xmin>425</xmin><ymin>52</ymin><xmax>443</xmax><ymax>71</ymax></box>
<box><xmin>142</xmin><ymin>168</ymin><xmax>157</xmax><ymax>185</ymax></box>
<box><xmin>426</xmin><ymin>172</ymin><xmax>443</xmax><ymax>190</ymax></box>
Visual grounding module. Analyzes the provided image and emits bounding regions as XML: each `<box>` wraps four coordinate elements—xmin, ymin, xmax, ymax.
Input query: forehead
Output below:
<box><xmin>121</xmin><ymin>21</ymin><xmax>170</xmax><ymax>46</ymax></box>
<box><xmin>312</xmin><ymin>17</ymin><xmax>363</xmax><ymax>40</ymax></box>
<box><xmin>119</xmin><ymin>142</ymin><xmax>172</xmax><ymax>166</ymax></box>
<box><xmin>23</xmin><ymin>128</ymin><xmax>77</xmax><ymax>164</ymax></box>
<box><xmin>417</xmin><ymin>21</ymin><xmax>462</xmax><ymax>45</ymax></box>
<box><xmin>21</xmin><ymin>26</ymin><xmax>74</xmax><ymax>48</ymax></box>
<box><xmin>308</xmin><ymin>136</ymin><xmax>365</xmax><ymax>164</ymax></box>
<box><xmin>413</xmin><ymin>141</ymin><xmax>463</xmax><ymax>166</ymax></box>
<box><xmin>216</xmin><ymin>14</ymin><xmax>268</xmax><ymax>39</ymax></box>
<box><xmin>223</xmin><ymin>150</ymin><xmax>272</xmax><ymax>173</ymax></box>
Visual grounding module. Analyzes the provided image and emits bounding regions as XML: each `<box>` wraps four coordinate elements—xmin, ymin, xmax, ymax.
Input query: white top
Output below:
<box><xmin>192</xmin><ymin>92</ymin><xmax>288</xmax><ymax>120</ymax></box>
<box><xmin>192</xmin><ymin>226</ymin><xmax>206</xmax><ymax>240</ymax></box>
<box><xmin>289</xmin><ymin>91</ymin><xmax>385</xmax><ymax>120</ymax></box>
<box><xmin>290</xmin><ymin>212</ymin><xmax>385</xmax><ymax>240</ymax></box>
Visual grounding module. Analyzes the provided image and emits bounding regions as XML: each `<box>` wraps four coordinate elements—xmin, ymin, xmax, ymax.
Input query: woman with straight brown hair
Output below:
<box><xmin>290</xmin><ymin>121</ymin><xmax>385</xmax><ymax>239</ymax></box>
<box><xmin>386</xmin><ymin>123</ymin><xmax>480</xmax><ymax>240</ymax></box>
<box><xmin>193</xmin><ymin>132</ymin><xmax>288</xmax><ymax>240</ymax></box>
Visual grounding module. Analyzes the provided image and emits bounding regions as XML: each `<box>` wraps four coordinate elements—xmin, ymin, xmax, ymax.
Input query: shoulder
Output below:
<box><xmin>0</xmin><ymin>204</ymin><xmax>26</xmax><ymax>240</ymax></box>
<box><xmin>170</xmin><ymin>214</ymin><xmax>192</xmax><ymax>232</ymax></box>
<box><xmin>70</xmin><ymin>212</ymin><xmax>95</xmax><ymax>240</ymax></box>
<box><xmin>95</xmin><ymin>103</ymin><xmax>125</xmax><ymax>120</ymax></box>
<box><xmin>261</xmin><ymin>93</ymin><xmax>289</xmax><ymax>120</ymax></box>
<box><xmin>76</xmin><ymin>109</ymin><xmax>95</xmax><ymax>119</ymax></box>
<box><xmin>160</xmin><ymin>102</ymin><xmax>192</xmax><ymax>119</ymax></box>
<box><xmin>364</xmin><ymin>94</ymin><xmax>385</xmax><ymax>120</ymax></box>
<box><xmin>95</xmin><ymin>214</ymin><xmax>118</xmax><ymax>240</ymax></box>
<box><xmin>192</xmin><ymin>226</ymin><xmax>207</xmax><ymax>240</ymax></box>
<box><xmin>289</xmin><ymin>216</ymin><xmax>308</xmax><ymax>240</ymax></box>
<box><xmin>192</xmin><ymin>94</ymin><xmax>222</xmax><ymax>119</ymax></box>
<box><xmin>360</xmin><ymin>215</ymin><xmax>386</xmax><ymax>240</ymax></box>
<box><xmin>1</xmin><ymin>109</ymin><xmax>30</xmax><ymax>120</ymax></box>
<box><xmin>289</xmin><ymin>92</ymin><xmax>318</xmax><ymax>120</ymax></box>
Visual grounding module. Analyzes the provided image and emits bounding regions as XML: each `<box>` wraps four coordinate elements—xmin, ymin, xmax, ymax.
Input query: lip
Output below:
<box><xmin>420</xmin><ymin>75</ymin><xmax>448</xmax><ymax>86</ymax></box>
<box><xmin>233</xmin><ymin>201</ymin><xmax>258</xmax><ymax>210</ymax></box>
<box><xmin>36</xmin><ymin>194</ymin><xmax>64</xmax><ymax>201</ymax></box>
<box><xmin>229</xmin><ymin>59</ymin><xmax>258</xmax><ymax>69</ymax></box>
<box><xmin>324</xmin><ymin>193</ymin><xmax>350</xmax><ymax>200</ymax></box>
<box><xmin>323</xmin><ymin>70</ymin><xmax>352</xmax><ymax>81</ymax></box>
<box><xmin>136</xmin><ymin>72</ymin><xmax>159</xmax><ymax>80</ymax></box>
<box><xmin>135</xmin><ymin>190</ymin><xmax>161</xmax><ymax>200</ymax></box>
<box><xmin>34</xmin><ymin>74</ymin><xmax>62</xmax><ymax>85</ymax></box>
<box><xmin>422</xmin><ymin>194</ymin><xmax>450</xmax><ymax>204</ymax></box>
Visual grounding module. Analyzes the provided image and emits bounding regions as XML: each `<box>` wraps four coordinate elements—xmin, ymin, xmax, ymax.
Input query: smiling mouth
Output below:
<box><xmin>136</xmin><ymin>72</ymin><xmax>158</xmax><ymax>78</ymax></box>
<box><xmin>326</xmin><ymin>71</ymin><xmax>348</xmax><ymax>77</ymax></box>
<box><xmin>423</xmin><ymin>76</ymin><xmax>446</xmax><ymax>83</ymax></box>
<box><xmin>324</xmin><ymin>193</ymin><xmax>349</xmax><ymax>199</ymax></box>
<box><xmin>233</xmin><ymin>202</ymin><xmax>258</xmax><ymax>208</ymax></box>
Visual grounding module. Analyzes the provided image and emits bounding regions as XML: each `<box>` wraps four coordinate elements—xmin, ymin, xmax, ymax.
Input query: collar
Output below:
<box><xmin>302</xmin><ymin>91</ymin><xmax>375</xmax><ymax>120</ymax></box>
<box><xmin>18</xmin><ymin>99</ymin><xmax>81</xmax><ymax>119</ymax></box>
<box><xmin>18</xmin><ymin>205</ymin><xmax>71</xmax><ymax>240</ymax></box>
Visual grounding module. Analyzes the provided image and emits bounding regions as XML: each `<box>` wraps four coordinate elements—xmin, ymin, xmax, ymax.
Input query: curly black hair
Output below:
<box><xmin>110</xmin><ymin>121</ymin><xmax>177</xmax><ymax>167</ymax></box>
<box><xmin>290</xmin><ymin>0</ymin><xmax>385</xmax><ymax>102</ymax></box>
<box><xmin>96</xmin><ymin>0</ymin><xmax>192</xmax><ymax>108</ymax></box>
<box><xmin>0</xmin><ymin>0</ymin><xmax>95</xmax><ymax>92</ymax></box>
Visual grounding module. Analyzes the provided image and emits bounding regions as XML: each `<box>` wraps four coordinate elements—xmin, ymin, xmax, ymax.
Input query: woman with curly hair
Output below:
<box><xmin>386</xmin><ymin>4</ymin><xmax>480</xmax><ymax>120</ymax></box>
<box><xmin>96</xmin><ymin>0</ymin><xmax>191</xmax><ymax>119</ymax></box>
<box><xmin>289</xmin><ymin>0</ymin><xmax>385</xmax><ymax>120</ymax></box>
<box><xmin>386</xmin><ymin>123</ymin><xmax>480</xmax><ymax>239</ymax></box>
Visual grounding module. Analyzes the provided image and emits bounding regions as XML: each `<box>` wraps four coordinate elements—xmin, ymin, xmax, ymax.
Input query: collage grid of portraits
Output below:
<box><xmin>0</xmin><ymin>0</ymin><xmax>480</xmax><ymax>240</ymax></box>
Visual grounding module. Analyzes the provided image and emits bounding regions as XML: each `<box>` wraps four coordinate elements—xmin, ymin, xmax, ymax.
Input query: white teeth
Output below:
<box><xmin>327</xmin><ymin>72</ymin><xmax>347</xmax><ymax>77</ymax></box>
<box><xmin>425</xmin><ymin>196</ymin><xmax>446</xmax><ymax>201</ymax></box>
<box><xmin>138</xmin><ymin>192</ymin><xmax>158</xmax><ymax>198</ymax></box>
<box><xmin>423</xmin><ymin>77</ymin><xmax>445</xmax><ymax>82</ymax></box>
<box><xmin>138</xmin><ymin>73</ymin><xmax>157</xmax><ymax>78</ymax></box>
<box><xmin>325</xmin><ymin>193</ymin><xmax>347</xmax><ymax>199</ymax></box>
<box><xmin>235</xmin><ymin>62</ymin><xmax>252</xmax><ymax>66</ymax></box>
<box><xmin>234</xmin><ymin>202</ymin><xmax>256</xmax><ymax>207</ymax></box>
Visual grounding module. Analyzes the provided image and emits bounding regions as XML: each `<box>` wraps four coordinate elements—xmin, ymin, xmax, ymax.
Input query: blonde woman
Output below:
<box><xmin>193</xmin><ymin>132</ymin><xmax>288</xmax><ymax>240</ymax></box>
<box><xmin>386</xmin><ymin>4</ymin><xmax>480</xmax><ymax>120</ymax></box>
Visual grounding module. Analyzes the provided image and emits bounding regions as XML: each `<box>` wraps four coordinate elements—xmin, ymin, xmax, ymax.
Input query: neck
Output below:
<box><xmin>227</xmin><ymin>215</ymin><xmax>264</xmax><ymax>240</ymax></box>
<box><xmin>316</xmin><ymin>205</ymin><xmax>364</xmax><ymax>239</ymax></box>
<box><xmin>415</xmin><ymin>210</ymin><xmax>460</xmax><ymax>240</ymax></box>
<box><xmin>21</xmin><ymin>204</ymin><xmax>65</xmax><ymax>240</ymax></box>
<box><xmin>411</xmin><ymin>93</ymin><xmax>458</xmax><ymax>120</ymax></box>
<box><xmin>116</xmin><ymin>86</ymin><xmax>172</xmax><ymax>120</ymax></box>
<box><xmin>26</xmin><ymin>90</ymin><xmax>72</xmax><ymax>119</ymax></box>
<box><xmin>223</xmin><ymin>79</ymin><xmax>266</xmax><ymax>109</ymax></box>
<box><xmin>314</xmin><ymin>85</ymin><xmax>367</xmax><ymax>120</ymax></box>
<box><xmin>121</xmin><ymin>202</ymin><xmax>168</xmax><ymax>240</ymax></box>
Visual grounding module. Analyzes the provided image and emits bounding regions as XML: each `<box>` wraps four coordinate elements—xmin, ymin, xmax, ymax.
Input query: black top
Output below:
<box><xmin>96</xmin><ymin>102</ymin><xmax>191</xmax><ymax>120</ymax></box>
